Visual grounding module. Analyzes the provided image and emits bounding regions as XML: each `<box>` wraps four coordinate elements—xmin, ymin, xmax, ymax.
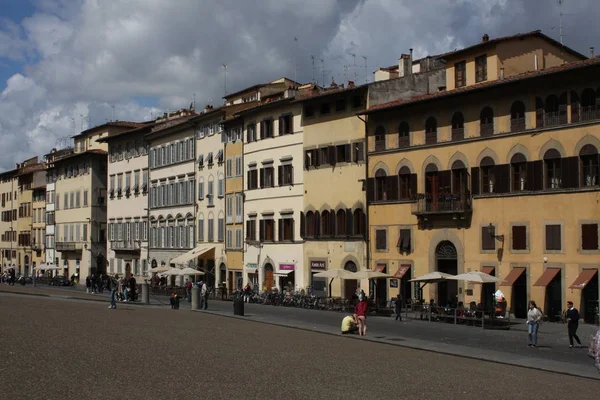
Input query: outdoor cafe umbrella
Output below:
<box><xmin>149</xmin><ymin>265</ymin><xmax>171</xmax><ymax>273</ymax></box>
<box><xmin>409</xmin><ymin>271</ymin><xmax>455</xmax><ymax>294</ymax></box>
<box><xmin>159</xmin><ymin>268</ymin><xmax>185</xmax><ymax>276</ymax></box>
<box><xmin>179</xmin><ymin>267</ymin><xmax>205</xmax><ymax>276</ymax></box>
<box><xmin>447</xmin><ymin>271</ymin><xmax>506</xmax><ymax>284</ymax></box>
<box><xmin>313</xmin><ymin>269</ymin><xmax>355</xmax><ymax>298</ymax></box>
<box><xmin>349</xmin><ymin>270</ymin><xmax>394</xmax><ymax>310</ymax></box>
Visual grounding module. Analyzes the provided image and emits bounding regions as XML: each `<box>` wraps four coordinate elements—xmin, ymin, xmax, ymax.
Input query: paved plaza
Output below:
<box><xmin>0</xmin><ymin>290</ymin><xmax>599</xmax><ymax>399</ymax></box>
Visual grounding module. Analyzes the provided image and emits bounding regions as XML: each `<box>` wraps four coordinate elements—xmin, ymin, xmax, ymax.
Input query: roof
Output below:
<box><xmin>294</xmin><ymin>82</ymin><xmax>368</xmax><ymax>103</ymax></box>
<box><xmin>364</xmin><ymin>55</ymin><xmax>600</xmax><ymax>115</ymax></box>
<box><xmin>189</xmin><ymin>101</ymin><xmax>260</xmax><ymax>125</ymax></box>
<box><xmin>223</xmin><ymin>83</ymin><xmax>268</xmax><ymax>100</ymax></box>
<box><xmin>442</xmin><ymin>30</ymin><xmax>587</xmax><ymax>61</ymax></box>
<box><xmin>98</xmin><ymin>122</ymin><xmax>159</xmax><ymax>143</ymax></box>
<box><xmin>145</xmin><ymin>115</ymin><xmax>196</xmax><ymax>139</ymax></box>
<box><xmin>15</xmin><ymin>164</ymin><xmax>45</xmax><ymax>177</ymax></box>
<box><xmin>73</xmin><ymin>121</ymin><xmax>148</xmax><ymax>138</ymax></box>
<box><xmin>51</xmin><ymin>149</ymin><xmax>107</xmax><ymax>164</ymax></box>
<box><xmin>233</xmin><ymin>97</ymin><xmax>295</xmax><ymax>117</ymax></box>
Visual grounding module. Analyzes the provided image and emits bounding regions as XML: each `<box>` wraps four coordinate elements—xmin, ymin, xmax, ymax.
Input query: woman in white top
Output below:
<box><xmin>527</xmin><ymin>301</ymin><xmax>543</xmax><ymax>347</ymax></box>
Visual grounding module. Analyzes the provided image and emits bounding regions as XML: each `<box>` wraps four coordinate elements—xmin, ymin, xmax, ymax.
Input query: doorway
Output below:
<box><xmin>481</xmin><ymin>269</ymin><xmax>496</xmax><ymax>311</ymax></box>
<box><xmin>545</xmin><ymin>270</ymin><xmax>562</xmax><ymax>322</ymax></box>
<box><xmin>24</xmin><ymin>255</ymin><xmax>30</xmax><ymax>277</ymax></box>
<box><xmin>264</xmin><ymin>263</ymin><xmax>274</xmax><ymax>291</ymax></box>
<box><xmin>125</xmin><ymin>263</ymin><xmax>131</xmax><ymax>279</ymax></box>
<box><xmin>96</xmin><ymin>254</ymin><xmax>106</xmax><ymax>275</ymax></box>
<box><xmin>343</xmin><ymin>261</ymin><xmax>358</xmax><ymax>300</ymax></box>
<box><xmin>582</xmin><ymin>270</ymin><xmax>599</xmax><ymax>324</ymax></box>
<box><xmin>375</xmin><ymin>266</ymin><xmax>388</xmax><ymax>308</ymax></box>
<box><xmin>512</xmin><ymin>271</ymin><xmax>527</xmax><ymax>319</ymax></box>
<box><xmin>435</xmin><ymin>241</ymin><xmax>457</xmax><ymax>306</ymax></box>
<box><xmin>400</xmin><ymin>268</ymin><xmax>413</xmax><ymax>306</ymax></box>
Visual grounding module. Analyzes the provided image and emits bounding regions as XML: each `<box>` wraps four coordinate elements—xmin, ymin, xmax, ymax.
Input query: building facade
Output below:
<box><xmin>102</xmin><ymin>125</ymin><xmax>150</xmax><ymax>280</ymax></box>
<box><xmin>0</xmin><ymin>169</ymin><xmax>18</xmax><ymax>272</ymax></box>
<box><xmin>365</xmin><ymin>33</ymin><xmax>599</xmax><ymax>322</ymax></box>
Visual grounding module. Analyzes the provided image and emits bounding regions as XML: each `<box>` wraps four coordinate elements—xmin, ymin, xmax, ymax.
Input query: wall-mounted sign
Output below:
<box><xmin>279</xmin><ymin>263</ymin><xmax>295</xmax><ymax>271</ymax></box>
<box><xmin>390</xmin><ymin>279</ymin><xmax>399</xmax><ymax>288</ymax></box>
<box><xmin>310</xmin><ymin>260</ymin><xmax>327</xmax><ymax>270</ymax></box>
<box><xmin>246</xmin><ymin>263</ymin><xmax>258</xmax><ymax>270</ymax></box>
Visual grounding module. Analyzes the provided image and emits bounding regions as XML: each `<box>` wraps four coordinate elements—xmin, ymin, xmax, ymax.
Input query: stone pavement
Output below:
<box><xmin>2</xmin><ymin>284</ymin><xmax>599</xmax><ymax>379</ymax></box>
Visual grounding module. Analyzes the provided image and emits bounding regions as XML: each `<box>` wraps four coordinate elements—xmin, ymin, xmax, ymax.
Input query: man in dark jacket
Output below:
<box><xmin>566</xmin><ymin>300</ymin><xmax>582</xmax><ymax>348</ymax></box>
<box><xmin>128</xmin><ymin>275</ymin><xmax>137</xmax><ymax>301</ymax></box>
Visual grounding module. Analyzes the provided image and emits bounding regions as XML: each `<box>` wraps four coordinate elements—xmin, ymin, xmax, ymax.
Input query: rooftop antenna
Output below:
<box><xmin>558</xmin><ymin>0</ymin><xmax>564</xmax><ymax>45</ymax></box>
<box><xmin>320</xmin><ymin>58</ymin><xmax>325</xmax><ymax>87</ymax></box>
<box><xmin>111</xmin><ymin>105</ymin><xmax>115</xmax><ymax>122</ymax></box>
<box><xmin>343</xmin><ymin>65</ymin><xmax>349</xmax><ymax>83</ymax></box>
<box><xmin>193</xmin><ymin>93</ymin><xmax>196</xmax><ymax>111</ymax></box>
<box><xmin>221</xmin><ymin>64</ymin><xmax>228</xmax><ymax>97</ymax></box>
<box><xmin>361</xmin><ymin>55</ymin><xmax>368</xmax><ymax>84</ymax></box>
<box><xmin>311</xmin><ymin>55</ymin><xmax>315</xmax><ymax>84</ymax></box>
<box><xmin>293</xmin><ymin>37</ymin><xmax>298</xmax><ymax>83</ymax></box>
<box><xmin>349</xmin><ymin>52</ymin><xmax>357</xmax><ymax>82</ymax></box>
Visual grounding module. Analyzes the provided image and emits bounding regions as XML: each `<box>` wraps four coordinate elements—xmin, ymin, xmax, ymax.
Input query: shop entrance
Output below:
<box><xmin>400</xmin><ymin>268</ymin><xmax>412</xmax><ymax>306</ymax></box>
<box><xmin>512</xmin><ymin>271</ymin><xmax>528</xmax><ymax>319</ymax></box>
<box><xmin>582</xmin><ymin>270</ymin><xmax>599</xmax><ymax>324</ymax></box>
<box><xmin>375</xmin><ymin>265</ymin><xmax>388</xmax><ymax>308</ymax></box>
<box><xmin>264</xmin><ymin>263</ymin><xmax>274</xmax><ymax>291</ymax></box>
<box><xmin>343</xmin><ymin>261</ymin><xmax>358</xmax><ymax>300</ymax></box>
<box><xmin>481</xmin><ymin>268</ymin><xmax>496</xmax><ymax>311</ymax></box>
<box><xmin>545</xmin><ymin>270</ymin><xmax>563</xmax><ymax>322</ymax></box>
<box><xmin>435</xmin><ymin>241</ymin><xmax>457</xmax><ymax>306</ymax></box>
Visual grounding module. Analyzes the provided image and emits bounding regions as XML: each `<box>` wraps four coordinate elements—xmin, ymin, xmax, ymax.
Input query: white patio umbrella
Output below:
<box><xmin>313</xmin><ymin>269</ymin><xmax>356</xmax><ymax>298</ymax></box>
<box><xmin>149</xmin><ymin>265</ymin><xmax>171</xmax><ymax>273</ymax></box>
<box><xmin>159</xmin><ymin>268</ymin><xmax>185</xmax><ymax>277</ymax></box>
<box><xmin>180</xmin><ymin>267</ymin><xmax>205</xmax><ymax>276</ymax></box>
<box><xmin>409</xmin><ymin>271</ymin><xmax>454</xmax><ymax>283</ymax></box>
<box><xmin>350</xmin><ymin>270</ymin><xmax>393</xmax><ymax>280</ymax></box>
<box><xmin>447</xmin><ymin>271</ymin><xmax>506</xmax><ymax>284</ymax></box>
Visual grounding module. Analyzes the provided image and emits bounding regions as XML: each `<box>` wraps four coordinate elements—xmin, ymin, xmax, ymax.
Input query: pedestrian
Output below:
<box><xmin>201</xmin><ymin>281</ymin><xmax>209</xmax><ymax>310</ymax></box>
<box><xmin>341</xmin><ymin>314</ymin><xmax>358</xmax><ymax>335</ymax></box>
<box><xmin>394</xmin><ymin>294</ymin><xmax>402</xmax><ymax>321</ymax></box>
<box><xmin>526</xmin><ymin>301</ymin><xmax>543</xmax><ymax>347</ymax></box>
<box><xmin>108</xmin><ymin>275</ymin><xmax>118</xmax><ymax>309</ymax></box>
<box><xmin>85</xmin><ymin>275</ymin><xmax>91</xmax><ymax>293</ymax></box>
<box><xmin>566</xmin><ymin>300</ymin><xmax>582</xmax><ymax>348</ymax></box>
<box><xmin>185</xmin><ymin>279</ymin><xmax>192</xmax><ymax>302</ymax></box>
<box><xmin>128</xmin><ymin>274</ymin><xmax>137</xmax><ymax>301</ymax></box>
<box><xmin>354</xmin><ymin>296</ymin><xmax>368</xmax><ymax>336</ymax></box>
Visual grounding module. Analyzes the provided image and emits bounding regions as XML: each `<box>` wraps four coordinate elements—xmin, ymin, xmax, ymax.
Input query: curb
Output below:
<box><xmin>0</xmin><ymin>289</ymin><xmax>165</xmax><ymax>307</ymax></box>
<box><xmin>195</xmin><ymin>308</ymin><xmax>600</xmax><ymax>381</ymax></box>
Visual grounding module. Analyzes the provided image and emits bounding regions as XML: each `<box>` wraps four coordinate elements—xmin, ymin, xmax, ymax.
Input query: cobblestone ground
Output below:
<box><xmin>0</xmin><ymin>293</ymin><xmax>599</xmax><ymax>400</ymax></box>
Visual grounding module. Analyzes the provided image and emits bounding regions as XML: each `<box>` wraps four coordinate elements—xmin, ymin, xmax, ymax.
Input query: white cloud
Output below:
<box><xmin>0</xmin><ymin>0</ymin><xmax>597</xmax><ymax>171</ymax></box>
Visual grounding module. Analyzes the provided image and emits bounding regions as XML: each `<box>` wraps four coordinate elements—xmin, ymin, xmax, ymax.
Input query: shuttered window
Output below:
<box><xmin>512</xmin><ymin>225</ymin><xmax>527</xmax><ymax>250</ymax></box>
<box><xmin>397</xmin><ymin>229</ymin><xmax>411</xmax><ymax>254</ymax></box>
<box><xmin>545</xmin><ymin>225</ymin><xmax>562</xmax><ymax>251</ymax></box>
<box><xmin>375</xmin><ymin>229</ymin><xmax>387</xmax><ymax>250</ymax></box>
<box><xmin>581</xmin><ymin>223</ymin><xmax>599</xmax><ymax>250</ymax></box>
<box><xmin>481</xmin><ymin>226</ymin><xmax>496</xmax><ymax>251</ymax></box>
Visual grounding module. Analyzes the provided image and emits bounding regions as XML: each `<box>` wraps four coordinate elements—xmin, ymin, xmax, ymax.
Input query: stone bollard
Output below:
<box><xmin>191</xmin><ymin>286</ymin><xmax>200</xmax><ymax>310</ymax></box>
<box><xmin>141</xmin><ymin>282</ymin><xmax>149</xmax><ymax>304</ymax></box>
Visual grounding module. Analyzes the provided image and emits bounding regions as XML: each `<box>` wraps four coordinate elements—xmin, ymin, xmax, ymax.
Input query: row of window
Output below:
<box><xmin>454</xmin><ymin>54</ymin><xmax>487</xmax><ymax>88</ymax></box>
<box><xmin>197</xmin><ymin>177</ymin><xmax>223</xmax><ymax>206</ymax></box>
<box><xmin>17</xmin><ymin>232</ymin><xmax>31</xmax><ymax>247</ymax></box>
<box><xmin>58</xmin><ymin>223</ymin><xmax>89</xmax><ymax>243</ymax></box>
<box><xmin>300</xmin><ymin>209</ymin><xmax>366</xmax><ymax>239</ymax></box>
<box><xmin>149</xmin><ymin>138</ymin><xmax>195</xmax><ymax>169</ymax></box>
<box><xmin>196</xmin><ymin>217</ymin><xmax>223</xmax><ymax>243</ymax></box>
<box><xmin>150</xmin><ymin>224</ymin><xmax>196</xmax><ymax>249</ymax></box>
<box><xmin>245</xmin><ymin>217</ymin><xmax>296</xmax><ymax>242</ymax></box>
<box><xmin>48</xmin><ymin>163</ymin><xmax>91</xmax><ymax>182</ymax></box>
<box><xmin>303</xmin><ymin>95</ymin><xmax>365</xmax><ymax>119</ymax></box>
<box><xmin>18</xmin><ymin>202</ymin><xmax>31</xmax><ymax>218</ymax></box>
<box><xmin>226</xmin><ymin>157</ymin><xmax>243</xmax><ymax>179</ymax></box>
<box><xmin>197</xmin><ymin>150</ymin><xmax>223</xmax><ymax>168</ymax></box>
<box><xmin>372</xmin><ymin>88</ymin><xmax>600</xmax><ymax>151</ymax></box>
<box><xmin>0</xmin><ymin>191</ymin><xmax>17</xmax><ymax>207</ymax></box>
<box><xmin>247</xmin><ymin>164</ymin><xmax>293</xmax><ymax>190</ymax></box>
<box><xmin>108</xmin><ymin>221</ymin><xmax>149</xmax><ymax>242</ymax></box>
<box><xmin>225</xmin><ymin>227</ymin><xmax>244</xmax><ymax>250</ymax></box>
<box><xmin>56</xmin><ymin>190</ymin><xmax>89</xmax><ymax>210</ymax></box>
<box><xmin>32</xmin><ymin>208</ymin><xmax>46</xmax><ymax>224</ymax></box>
<box><xmin>196</xmin><ymin>121</ymin><xmax>223</xmax><ymax>139</ymax></box>
<box><xmin>0</xmin><ymin>210</ymin><xmax>16</xmax><ymax>222</ymax></box>
<box><xmin>374</xmin><ymin>228</ymin><xmax>412</xmax><ymax>254</ymax></box>
<box><xmin>150</xmin><ymin>180</ymin><xmax>195</xmax><ymax>209</ymax></box>
<box><xmin>304</xmin><ymin>142</ymin><xmax>365</xmax><ymax>169</ymax></box>
<box><xmin>109</xmin><ymin>140</ymin><xmax>148</xmax><ymax>163</ymax></box>
<box><xmin>109</xmin><ymin>170</ymin><xmax>149</xmax><ymax>198</ymax></box>
<box><xmin>225</xmin><ymin>194</ymin><xmax>243</xmax><ymax>223</ymax></box>
<box><xmin>1</xmin><ymin>231</ymin><xmax>16</xmax><ymax>242</ymax></box>
<box><xmin>109</xmin><ymin>258</ymin><xmax>147</xmax><ymax>276</ymax></box>
<box><xmin>245</xmin><ymin>114</ymin><xmax>293</xmax><ymax>143</ymax></box>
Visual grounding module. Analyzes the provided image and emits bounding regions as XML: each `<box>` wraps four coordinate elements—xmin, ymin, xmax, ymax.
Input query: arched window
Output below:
<box><xmin>425</xmin><ymin>117</ymin><xmax>437</xmax><ymax>144</ymax></box>
<box><xmin>558</xmin><ymin>92</ymin><xmax>568</xmax><ymax>125</ymax></box>
<box><xmin>451</xmin><ymin>160</ymin><xmax>467</xmax><ymax>196</ymax></box>
<box><xmin>535</xmin><ymin>97</ymin><xmax>545</xmax><ymax>128</ymax></box>
<box><xmin>544</xmin><ymin>149</ymin><xmax>562</xmax><ymax>189</ymax></box>
<box><xmin>321</xmin><ymin>210</ymin><xmax>331</xmax><ymax>236</ymax></box>
<box><xmin>480</xmin><ymin>156</ymin><xmax>496</xmax><ymax>193</ymax></box>
<box><xmin>571</xmin><ymin>91</ymin><xmax>580</xmax><ymax>123</ymax></box>
<box><xmin>424</xmin><ymin>163</ymin><xmax>439</xmax><ymax>199</ymax></box>
<box><xmin>398</xmin><ymin>122</ymin><xmax>410</xmax><ymax>148</ymax></box>
<box><xmin>480</xmin><ymin>107</ymin><xmax>494</xmax><ymax>137</ymax></box>
<box><xmin>353</xmin><ymin>209</ymin><xmax>365</xmax><ymax>237</ymax></box>
<box><xmin>510</xmin><ymin>101</ymin><xmax>526</xmax><ymax>132</ymax></box>
<box><xmin>544</xmin><ymin>94</ymin><xmax>561</xmax><ymax>127</ymax></box>
<box><xmin>510</xmin><ymin>153</ymin><xmax>527</xmax><ymax>191</ymax></box>
<box><xmin>375</xmin><ymin>169</ymin><xmax>387</xmax><ymax>201</ymax></box>
<box><xmin>375</xmin><ymin>125</ymin><xmax>386</xmax><ymax>151</ymax></box>
<box><xmin>581</xmin><ymin>88</ymin><xmax>597</xmax><ymax>121</ymax></box>
<box><xmin>398</xmin><ymin>166</ymin><xmax>412</xmax><ymax>199</ymax></box>
<box><xmin>314</xmin><ymin>211</ymin><xmax>321</xmax><ymax>237</ymax></box>
<box><xmin>580</xmin><ymin>144</ymin><xmax>599</xmax><ymax>187</ymax></box>
<box><xmin>305</xmin><ymin>211</ymin><xmax>314</xmax><ymax>237</ymax></box>
<box><xmin>451</xmin><ymin>112</ymin><xmax>464</xmax><ymax>141</ymax></box>
<box><xmin>336</xmin><ymin>209</ymin><xmax>346</xmax><ymax>237</ymax></box>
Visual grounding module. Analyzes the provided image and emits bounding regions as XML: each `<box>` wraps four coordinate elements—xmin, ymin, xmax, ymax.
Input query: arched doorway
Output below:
<box><xmin>344</xmin><ymin>261</ymin><xmax>358</xmax><ymax>300</ymax></box>
<box><xmin>125</xmin><ymin>263</ymin><xmax>131</xmax><ymax>279</ymax></box>
<box><xmin>96</xmin><ymin>254</ymin><xmax>105</xmax><ymax>275</ymax></box>
<box><xmin>264</xmin><ymin>263</ymin><xmax>274</xmax><ymax>291</ymax></box>
<box><xmin>435</xmin><ymin>241</ymin><xmax>458</xmax><ymax>306</ymax></box>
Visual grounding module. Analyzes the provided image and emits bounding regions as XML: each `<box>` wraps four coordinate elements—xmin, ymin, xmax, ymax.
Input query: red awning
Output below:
<box><xmin>499</xmin><ymin>267</ymin><xmax>525</xmax><ymax>287</ymax></box>
<box><xmin>569</xmin><ymin>269</ymin><xmax>598</xmax><ymax>289</ymax></box>
<box><xmin>375</xmin><ymin>264</ymin><xmax>386</xmax><ymax>273</ymax></box>
<box><xmin>533</xmin><ymin>268</ymin><xmax>561</xmax><ymax>287</ymax></box>
<box><xmin>480</xmin><ymin>266</ymin><xmax>495</xmax><ymax>275</ymax></box>
<box><xmin>394</xmin><ymin>265</ymin><xmax>410</xmax><ymax>279</ymax></box>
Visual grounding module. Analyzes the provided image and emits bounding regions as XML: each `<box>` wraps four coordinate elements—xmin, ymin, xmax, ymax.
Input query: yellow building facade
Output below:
<box><xmin>365</xmin><ymin>37</ymin><xmax>599</xmax><ymax>322</ymax></box>
<box><xmin>0</xmin><ymin>169</ymin><xmax>18</xmax><ymax>272</ymax></box>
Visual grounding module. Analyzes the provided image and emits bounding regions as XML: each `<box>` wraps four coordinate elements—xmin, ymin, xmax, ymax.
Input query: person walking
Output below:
<box><xmin>201</xmin><ymin>282</ymin><xmax>209</xmax><ymax>310</ymax></box>
<box><xmin>108</xmin><ymin>275</ymin><xmax>118</xmax><ymax>309</ymax></box>
<box><xmin>354</xmin><ymin>297</ymin><xmax>368</xmax><ymax>336</ymax></box>
<box><xmin>394</xmin><ymin>294</ymin><xmax>403</xmax><ymax>321</ymax></box>
<box><xmin>566</xmin><ymin>300</ymin><xmax>582</xmax><ymax>348</ymax></box>
<box><xmin>527</xmin><ymin>301</ymin><xmax>543</xmax><ymax>347</ymax></box>
<box><xmin>85</xmin><ymin>275</ymin><xmax>91</xmax><ymax>293</ymax></box>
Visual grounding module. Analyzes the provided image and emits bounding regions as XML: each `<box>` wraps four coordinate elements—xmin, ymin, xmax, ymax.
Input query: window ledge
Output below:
<box><xmin>544</xmin><ymin>250</ymin><xmax>564</xmax><ymax>255</ymax></box>
<box><xmin>579</xmin><ymin>249</ymin><xmax>600</xmax><ymax>255</ymax></box>
<box><xmin>474</xmin><ymin>186</ymin><xmax>600</xmax><ymax>199</ymax></box>
<box><xmin>509</xmin><ymin>249</ymin><xmax>530</xmax><ymax>254</ymax></box>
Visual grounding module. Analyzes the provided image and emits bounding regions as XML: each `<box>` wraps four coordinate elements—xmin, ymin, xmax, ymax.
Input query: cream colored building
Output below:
<box><xmin>240</xmin><ymin>87</ymin><xmax>305</xmax><ymax>291</ymax></box>
<box><xmin>147</xmin><ymin>113</ymin><xmax>197</xmax><ymax>279</ymax></box>
<box><xmin>299</xmin><ymin>84</ymin><xmax>368</xmax><ymax>297</ymax></box>
<box><xmin>100</xmin><ymin>124</ymin><xmax>150</xmax><ymax>279</ymax></box>
<box><xmin>0</xmin><ymin>168</ymin><xmax>18</xmax><ymax>272</ymax></box>
<box><xmin>365</xmin><ymin>31</ymin><xmax>600</xmax><ymax>322</ymax></box>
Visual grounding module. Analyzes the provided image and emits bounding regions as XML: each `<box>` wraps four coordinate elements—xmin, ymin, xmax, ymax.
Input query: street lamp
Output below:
<box><xmin>488</xmin><ymin>223</ymin><xmax>505</xmax><ymax>242</ymax></box>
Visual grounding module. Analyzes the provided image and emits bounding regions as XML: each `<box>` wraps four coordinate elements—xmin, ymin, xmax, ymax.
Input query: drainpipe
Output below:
<box><xmin>356</xmin><ymin>113</ymin><xmax>369</xmax><ymax>295</ymax></box>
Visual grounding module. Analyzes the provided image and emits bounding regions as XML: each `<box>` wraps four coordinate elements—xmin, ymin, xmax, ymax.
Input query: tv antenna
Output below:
<box><xmin>349</xmin><ymin>52</ymin><xmax>357</xmax><ymax>82</ymax></box>
<box><xmin>320</xmin><ymin>58</ymin><xmax>325</xmax><ymax>87</ymax></box>
<box><xmin>557</xmin><ymin>0</ymin><xmax>564</xmax><ymax>45</ymax></box>
<box><xmin>293</xmin><ymin>37</ymin><xmax>298</xmax><ymax>83</ymax></box>
<box><xmin>361</xmin><ymin>56</ymin><xmax>368</xmax><ymax>83</ymax></box>
<box><xmin>222</xmin><ymin>64</ymin><xmax>228</xmax><ymax>97</ymax></box>
<box><xmin>311</xmin><ymin>55</ymin><xmax>316</xmax><ymax>84</ymax></box>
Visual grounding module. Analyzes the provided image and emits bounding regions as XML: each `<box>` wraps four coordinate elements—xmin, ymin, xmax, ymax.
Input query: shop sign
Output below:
<box><xmin>279</xmin><ymin>263</ymin><xmax>295</xmax><ymax>271</ymax></box>
<box><xmin>246</xmin><ymin>263</ymin><xmax>258</xmax><ymax>270</ymax></box>
<box><xmin>310</xmin><ymin>260</ymin><xmax>327</xmax><ymax>270</ymax></box>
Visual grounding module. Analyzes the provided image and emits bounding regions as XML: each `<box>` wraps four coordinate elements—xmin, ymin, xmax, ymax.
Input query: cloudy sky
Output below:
<box><xmin>0</xmin><ymin>0</ymin><xmax>597</xmax><ymax>171</ymax></box>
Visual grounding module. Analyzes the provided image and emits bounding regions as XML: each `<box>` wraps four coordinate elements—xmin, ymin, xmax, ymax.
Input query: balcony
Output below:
<box><xmin>110</xmin><ymin>240</ymin><xmax>141</xmax><ymax>252</ymax></box>
<box><xmin>55</xmin><ymin>241</ymin><xmax>84</xmax><ymax>251</ymax></box>
<box><xmin>510</xmin><ymin>117</ymin><xmax>525</xmax><ymax>133</ymax></box>
<box><xmin>411</xmin><ymin>192</ymin><xmax>472</xmax><ymax>217</ymax></box>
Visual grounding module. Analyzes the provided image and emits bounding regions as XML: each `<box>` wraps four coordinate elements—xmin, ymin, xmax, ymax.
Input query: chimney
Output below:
<box><xmin>398</xmin><ymin>54</ymin><xmax>410</xmax><ymax>77</ymax></box>
<box><xmin>500</xmin><ymin>68</ymin><xmax>505</xmax><ymax>80</ymax></box>
<box><xmin>591</xmin><ymin>47</ymin><xmax>595</xmax><ymax>58</ymax></box>
<box><xmin>534</xmin><ymin>54</ymin><xmax>538</xmax><ymax>70</ymax></box>
<box><xmin>482</xmin><ymin>34</ymin><xmax>489</xmax><ymax>43</ymax></box>
<box><xmin>347</xmin><ymin>81</ymin><xmax>355</xmax><ymax>89</ymax></box>
<box><xmin>409</xmin><ymin>48</ymin><xmax>413</xmax><ymax>75</ymax></box>
<box><xmin>203</xmin><ymin>105</ymin><xmax>212</xmax><ymax>113</ymax></box>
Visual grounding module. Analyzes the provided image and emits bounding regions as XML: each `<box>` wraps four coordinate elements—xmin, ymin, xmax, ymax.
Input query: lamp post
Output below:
<box><xmin>488</xmin><ymin>223</ymin><xmax>505</xmax><ymax>242</ymax></box>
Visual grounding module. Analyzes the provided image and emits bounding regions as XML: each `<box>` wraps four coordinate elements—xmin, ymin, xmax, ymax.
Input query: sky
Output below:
<box><xmin>0</xmin><ymin>0</ymin><xmax>598</xmax><ymax>171</ymax></box>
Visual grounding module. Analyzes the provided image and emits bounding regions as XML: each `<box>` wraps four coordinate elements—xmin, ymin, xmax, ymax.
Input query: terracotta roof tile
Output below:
<box><xmin>365</xmin><ymin>56</ymin><xmax>600</xmax><ymax>114</ymax></box>
<box><xmin>74</xmin><ymin>121</ymin><xmax>147</xmax><ymax>138</ymax></box>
